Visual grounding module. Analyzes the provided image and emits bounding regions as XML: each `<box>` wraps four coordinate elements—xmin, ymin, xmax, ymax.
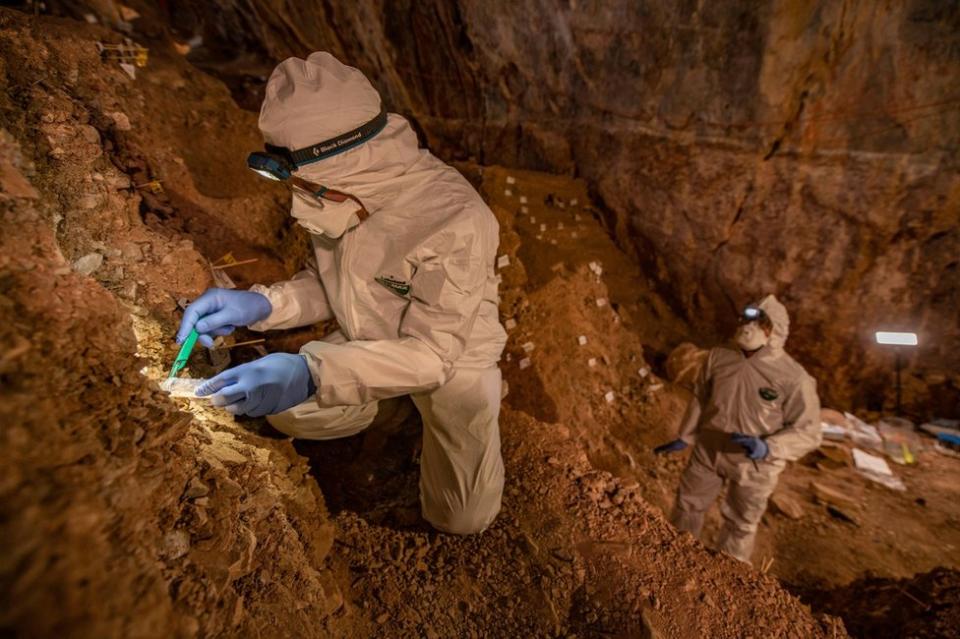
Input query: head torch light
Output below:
<box><xmin>738</xmin><ymin>306</ymin><xmax>770</xmax><ymax>326</ymax></box>
<box><xmin>246</xmin><ymin>108</ymin><xmax>387</xmax><ymax>183</ymax></box>
<box><xmin>246</xmin><ymin>151</ymin><xmax>293</xmax><ymax>181</ymax></box>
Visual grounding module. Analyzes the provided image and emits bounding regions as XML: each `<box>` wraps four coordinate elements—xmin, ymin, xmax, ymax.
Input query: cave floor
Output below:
<box><xmin>134</xmin><ymin>163</ymin><xmax>960</xmax><ymax>637</ymax></box>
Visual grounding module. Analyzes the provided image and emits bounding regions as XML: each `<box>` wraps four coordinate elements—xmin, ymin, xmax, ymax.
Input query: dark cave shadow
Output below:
<box><xmin>264</xmin><ymin>398</ymin><xmax>433</xmax><ymax>533</ymax></box>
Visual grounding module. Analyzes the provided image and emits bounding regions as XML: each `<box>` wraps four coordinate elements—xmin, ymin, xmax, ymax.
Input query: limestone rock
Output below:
<box><xmin>810</xmin><ymin>481</ymin><xmax>859</xmax><ymax>511</ymax></box>
<box><xmin>73</xmin><ymin>252</ymin><xmax>103</xmax><ymax>275</ymax></box>
<box><xmin>770</xmin><ymin>491</ymin><xmax>805</xmax><ymax>520</ymax></box>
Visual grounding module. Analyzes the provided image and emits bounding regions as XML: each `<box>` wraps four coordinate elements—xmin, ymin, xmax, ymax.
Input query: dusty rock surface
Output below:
<box><xmin>151</xmin><ymin>0</ymin><xmax>960</xmax><ymax>418</ymax></box>
<box><xmin>0</xmin><ymin>11</ymin><xmax>340</xmax><ymax>637</ymax></box>
<box><xmin>0</xmin><ymin>9</ymin><xmax>850</xmax><ymax>638</ymax></box>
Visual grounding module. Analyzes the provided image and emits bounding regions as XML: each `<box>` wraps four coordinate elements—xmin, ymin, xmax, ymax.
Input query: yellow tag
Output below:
<box><xmin>902</xmin><ymin>443</ymin><xmax>915</xmax><ymax>465</ymax></box>
<box><xmin>214</xmin><ymin>252</ymin><xmax>236</xmax><ymax>266</ymax></box>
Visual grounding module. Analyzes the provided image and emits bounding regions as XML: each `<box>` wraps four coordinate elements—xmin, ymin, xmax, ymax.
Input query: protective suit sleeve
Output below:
<box><xmin>300</xmin><ymin>210</ymin><xmax>493</xmax><ymax>406</ymax></box>
<box><xmin>764</xmin><ymin>374</ymin><xmax>822</xmax><ymax>461</ymax></box>
<box><xmin>247</xmin><ymin>268</ymin><xmax>333</xmax><ymax>331</ymax></box>
<box><xmin>678</xmin><ymin>349</ymin><xmax>712</xmax><ymax>443</ymax></box>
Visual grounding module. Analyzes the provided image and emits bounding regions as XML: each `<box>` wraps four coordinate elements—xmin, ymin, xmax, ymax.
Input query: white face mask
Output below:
<box><xmin>735</xmin><ymin>322</ymin><xmax>769</xmax><ymax>351</ymax></box>
<box><xmin>290</xmin><ymin>189</ymin><xmax>361</xmax><ymax>238</ymax></box>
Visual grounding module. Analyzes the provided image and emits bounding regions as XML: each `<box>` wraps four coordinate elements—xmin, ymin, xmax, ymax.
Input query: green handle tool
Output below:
<box><xmin>169</xmin><ymin>328</ymin><xmax>199</xmax><ymax>378</ymax></box>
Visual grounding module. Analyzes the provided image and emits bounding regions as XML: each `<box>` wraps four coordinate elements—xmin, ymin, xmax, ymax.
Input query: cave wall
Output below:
<box><xmin>0</xmin><ymin>11</ymin><xmax>342</xmax><ymax>636</ymax></box>
<box><xmin>151</xmin><ymin>0</ymin><xmax>960</xmax><ymax>415</ymax></box>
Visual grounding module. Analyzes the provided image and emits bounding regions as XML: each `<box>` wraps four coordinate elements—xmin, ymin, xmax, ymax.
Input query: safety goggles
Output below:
<box><xmin>246</xmin><ymin>108</ymin><xmax>388</xmax><ymax>217</ymax></box>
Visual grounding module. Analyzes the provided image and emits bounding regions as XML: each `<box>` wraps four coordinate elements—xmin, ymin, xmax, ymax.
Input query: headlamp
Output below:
<box><xmin>738</xmin><ymin>306</ymin><xmax>767</xmax><ymax>324</ymax></box>
<box><xmin>246</xmin><ymin>108</ymin><xmax>388</xmax><ymax>183</ymax></box>
<box><xmin>246</xmin><ymin>151</ymin><xmax>293</xmax><ymax>181</ymax></box>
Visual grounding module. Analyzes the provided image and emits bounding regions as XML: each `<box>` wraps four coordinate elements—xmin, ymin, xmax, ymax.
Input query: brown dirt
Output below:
<box><xmin>0</xmin><ymin>11</ymin><xmax>339</xmax><ymax>638</ymax></box>
<box><xmin>799</xmin><ymin>567</ymin><xmax>960</xmax><ymax>639</ymax></box>
<box><xmin>3</xmin><ymin>7</ymin><xmax>949</xmax><ymax>638</ymax></box>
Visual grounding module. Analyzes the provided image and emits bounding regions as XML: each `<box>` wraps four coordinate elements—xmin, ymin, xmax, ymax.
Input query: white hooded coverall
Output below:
<box><xmin>246</xmin><ymin>53</ymin><xmax>507</xmax><ymax>535</ymax></box>
<box><xmin>672</xmin><ymin>295</ymin><xmax>821</xmax><ymax>562</ymax></box>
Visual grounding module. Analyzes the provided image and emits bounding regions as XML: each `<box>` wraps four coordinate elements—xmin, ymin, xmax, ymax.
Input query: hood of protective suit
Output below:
<box><xmin>755</xmin><ymin>294</ymin><xmax>790</xmax><ymax>350</ymax></box>
<box><xmin>259</xmin><ymin>52</ymin><xmax>425</xmax><ymax>238</ymax></box>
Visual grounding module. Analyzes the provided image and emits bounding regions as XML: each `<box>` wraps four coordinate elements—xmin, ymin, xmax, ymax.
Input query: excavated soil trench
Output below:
<box><xmin>1</xmin><ymin>8</ymin><xmax>958</xmax><ymax>639</ymax></box>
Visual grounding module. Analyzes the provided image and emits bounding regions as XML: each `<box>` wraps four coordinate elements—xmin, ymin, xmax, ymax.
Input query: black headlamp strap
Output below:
<box><xmin>268</xmin><ymin>108</ymin><xmax>388</xmax><ymax>169</ymax></box>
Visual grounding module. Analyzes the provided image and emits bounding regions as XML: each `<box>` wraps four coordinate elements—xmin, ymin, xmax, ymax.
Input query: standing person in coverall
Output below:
<box><xmin>653</xmin><ymin>295</ymin><xmax>821</xmax><ymax>562</ymax></box>
<box><xmin>175</xmin><ymin>52</ymin><xmax>507</xmax><ymax>535</ymax></box>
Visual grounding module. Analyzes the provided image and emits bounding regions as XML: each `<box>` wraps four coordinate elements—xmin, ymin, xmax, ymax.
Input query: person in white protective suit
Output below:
<box><xmin>176</xmin><ymin>52</ymin><xmax>507</xmax><ymax>535</ymax></box>
<box><xmin>653</xmin><ymin>295</ymin><xmax>821</xmax><ymax>563</ymax></box>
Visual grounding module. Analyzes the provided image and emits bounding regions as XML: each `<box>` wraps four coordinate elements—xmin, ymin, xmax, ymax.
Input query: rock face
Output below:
<box><xmin>165</xmin><ymin>0</ymin><xmax>960</xmax><ymax>417</ymax></box>
<box><xmin>0</xmin><ymin>12</ymin><xmax>339</xmax><ymax>637</ymax></box>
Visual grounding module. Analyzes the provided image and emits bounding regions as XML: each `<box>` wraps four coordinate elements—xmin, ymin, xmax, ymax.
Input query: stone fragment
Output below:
<box><xmin>810</xmin><ymin>481</ymin><xmax>859</xmax><ymax>510</ymax></box>
<box><xmin>604</xmin><ymin>391</ymin><xmax>615</xmax><ymax>403</ymax></box>
<box><xmin>504</xmin><ymin>189</ymin><xmax>512</xmax><ymax>196</ymax></box>
<box><xmin>497</xmin><ymin>254</ymin><xmax>510</xmax><ymax>269</ymax></box>
<box><xmin>769</xmin><ymin>491</ymin><xmax>805</xmax><ymax>519</ymax></box>
<box><xmin>183</xmin><ymin>477</ymin><xmax>209</xmax><ymax>499</ymax></box>
<box><xmin>163</xmin><ymin>530</ymin><xmax>190</xmax><ymax>560</ymax></box>
<box><xmin>522</xmin><ymin>341</ymin><xmax>535</xmax><ymax>353</ymax></box>
<box><xmin>73</xmin><ymin>252</ymin><xmax>103</xmax><ymax>275</ymax></box>
<box><xmin>119</xmin><ymin>241</ymin><xmax>142</xmax><ymax>260</ymax></box>
<box><xmin>119</xmin><ymin>5</ymin><xmax>140</xmax><ymax>21</ymax></box>
<box><xmin>819</xmin><ymin>443</ymin><xmax>852</xmax><ymax>466</ymax></box>
<box><xmin>504</xmin><ymin>318</ymin><xmax>517</xmax><ymax>330</ymax></box>
<box><xmin>108</xmin><ymin>111</ymin><xmax>132</xmax><ymax>130</ymax></box>
<box><xmin>596</xmin><ymin>298</ymin><xmax>607</xmax><ymax>307</ymax></box>
<box><xmin>506</xmin><ymin>176</ymin><xmax>516</xmax><ymax>184</ymax></box>
<box><xmin>519</xmin><ymin>357</ymin><xmax>532</xmax><ymax>370</ymax></box>
<box><xmin>0</xmin><ymin>158</ymin><xmax>39</xmax><ymax>199</ymax></box>
<box><xmin>519</xmin><ymin>196</ymin><xmax>528</xmax><ymax>204</ymax></box>
<box><xmin>79</xmin><ymin>125</ymin><xmax>100</xmax><ymax>144</ymax></box>
<box><xmin>77</xmin><ymin>193</ymin><xmax>101</xmax><ymax>209</ymax></box>
<box><xmin>827</xmin><ymin>504</ymin><xmax>861</xmax><ymax>526</ymax></box>
<box><xmin>588</xmin><ymin>358</ymin><xmax>597</xmax><ymax>367</ymax></box>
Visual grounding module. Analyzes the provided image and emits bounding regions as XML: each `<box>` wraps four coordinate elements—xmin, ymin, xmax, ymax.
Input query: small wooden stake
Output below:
<box><xmin>210</xmin><ymin>258</ymin><xmax>259</xmax><ymax>270</ymax></box>
<box><xmin>213</xmin><ymin>338</ymin><xmax>266</xmax><ymax>350</ymax></box>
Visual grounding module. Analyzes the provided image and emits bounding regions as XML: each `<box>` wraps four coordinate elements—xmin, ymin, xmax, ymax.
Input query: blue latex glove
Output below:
<box><xmin>731</xmin><ymin>433</ymin><xmax>769</xmax><ymax>460</ymax></box>
<box><xmin>196</xmin><ymin>353</ymin><xmax>317</xmax><ymax>417</ymax></box>
<box><xmin>653</xmin><ymin>439</ymin><xmax>688</xmax><ymax>455</ymax></box>
<box><xmin>176</xmin><ymin>288</ymin><xmax>272</xmax><ymax>348</ymax></box>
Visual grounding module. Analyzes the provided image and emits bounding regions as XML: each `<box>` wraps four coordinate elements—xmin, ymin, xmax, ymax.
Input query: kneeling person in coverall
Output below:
<box><xmin>653</xmin><ymin>295</ymin><xmax>821</xmax><ymax>562</ymax></box>
<box><xmin>176</xmin><ymin>53</ymin><xmax>507</xmax><ymax>535</ymax></box>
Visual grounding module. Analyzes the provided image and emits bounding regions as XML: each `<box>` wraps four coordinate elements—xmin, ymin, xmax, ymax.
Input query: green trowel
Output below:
<box><xmin>168</xmin><ymin>328</ymin><xmax>199</xmax><ymax>378</ymax></box>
